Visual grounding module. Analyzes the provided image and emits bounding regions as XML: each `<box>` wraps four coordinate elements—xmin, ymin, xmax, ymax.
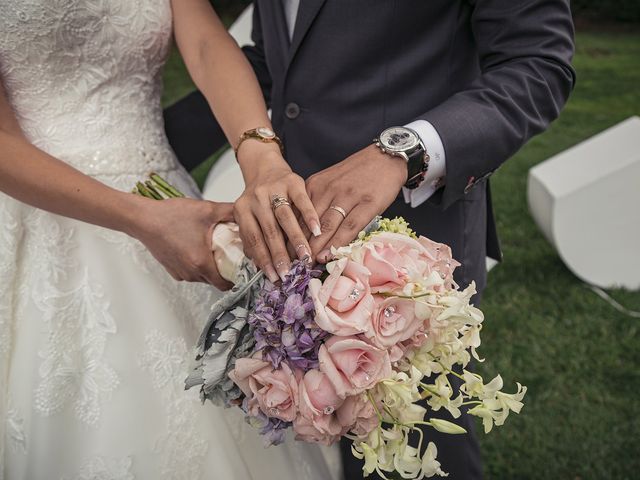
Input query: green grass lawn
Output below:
<box><xmin>162</xmin><ymin>30</ymin><xmax>640</xmax><ymax>480</ymax></box>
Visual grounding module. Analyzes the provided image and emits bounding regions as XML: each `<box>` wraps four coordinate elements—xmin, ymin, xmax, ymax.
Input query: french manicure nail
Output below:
<box><xmin>311</xmin><ymin>221</ymin><xmax>322</xmax><ymax>237</ymax></box>
<box><xmin>265</xmin><ymin>264</ymin><xmax>279</xmax><ymax>283</ymax></box>
<box><xmin>295</xmin><ymin>244</ymin><xmax>311</xmax><ymax>260</ymax></box>
<box><xmin>276</xmin><ymin>261</ymin><xmax>290</xmax><ymax>281</ymax></box>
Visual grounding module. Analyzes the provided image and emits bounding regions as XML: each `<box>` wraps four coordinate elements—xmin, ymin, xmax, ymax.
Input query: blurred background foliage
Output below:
<box><xmin>571</xmin><ymin>0</ymin><xmax>640</xmax><ymax>23</ymax></box>
<box><xmin>163</xmin><ymin>3</ymin><xmax>640</xmax><ymax>479</ymax></box>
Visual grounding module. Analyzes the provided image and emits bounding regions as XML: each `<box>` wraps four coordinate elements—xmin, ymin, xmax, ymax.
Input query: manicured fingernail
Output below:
<box><xmin>295</xmin><ymin>244</ymin><xmax>311</xmax><ymax>260</ymax></box>
<box><xmin>311</xmin><ymin>221</ymin><xmax>322</xmax><ymax>237</ymax></box>
<box><xmin>265</xmin><ymin>264</ymin><xmax>279</xmax><ymax>283</ymax></box>
<box><xmin>318</xmin><ymin>249</ymin><xmax>331</xmax><ymax>263</ymax></box>
<box><xmin>276</xmin><ymin>261</ymin><xmax>290</xmax><ymax>281</ymax></box>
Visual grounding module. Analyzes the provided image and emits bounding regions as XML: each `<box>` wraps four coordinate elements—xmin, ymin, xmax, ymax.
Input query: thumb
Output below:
<box><xmin>208</xmin><ymin>202</ymin><xmax>235</xmax><ymax>223</ymax></box>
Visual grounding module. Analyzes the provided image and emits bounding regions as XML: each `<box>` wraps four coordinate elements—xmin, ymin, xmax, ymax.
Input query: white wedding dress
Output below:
<box><xmin>0</xmin><ymin>1</ymin><xmax>338</xmax><ymax>479</ymax></box>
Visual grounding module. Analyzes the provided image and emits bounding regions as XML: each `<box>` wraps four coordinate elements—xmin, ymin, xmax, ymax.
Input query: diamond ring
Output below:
<box><xmin>270</xmin><ymin>195</ymin><xmax>291</xmax><ymax>211</ymax></box>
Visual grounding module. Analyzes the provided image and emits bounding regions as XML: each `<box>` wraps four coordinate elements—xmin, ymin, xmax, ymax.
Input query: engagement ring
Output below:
<box><xmin>270</xmin><ymin>195</ymin><xmax>291</xmax><ymax>211</ymax></box>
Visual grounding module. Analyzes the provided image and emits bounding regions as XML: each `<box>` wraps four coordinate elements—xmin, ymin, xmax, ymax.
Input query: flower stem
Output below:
<box><xmin>148</xmin><ymin>179</ymin><xmax>176</xmax><ymax>198</ymax></box>
<box><xmin>150</xmin><ymin>173</ymin><xmax>184</xmax><ymax>198</ymax></box>
<box><xmin>135</xmin><ymin>182</ymin><xmax>155</xmax><ymax>199</ymax></box>
<box><xmin>144</xmin><ymin>181</ymin><xmax>164</xmax><ymax>200</ymax></box>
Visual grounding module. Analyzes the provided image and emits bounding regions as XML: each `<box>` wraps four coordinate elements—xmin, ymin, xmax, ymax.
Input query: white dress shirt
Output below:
<box><xmin>281</xmin><ymin>0</ymin><xmax>447</xmax><ymax>206</ymax></box>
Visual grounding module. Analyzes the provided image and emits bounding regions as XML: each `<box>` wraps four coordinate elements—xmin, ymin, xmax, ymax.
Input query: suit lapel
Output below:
<box><xmin>286</xmin><ymin>0</ymin><xmax>328</xmax><ymax>72</ymax></box>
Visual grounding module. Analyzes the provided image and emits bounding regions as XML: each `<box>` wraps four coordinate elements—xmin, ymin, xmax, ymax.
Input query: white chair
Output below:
<box><xmin>528</xmin><ymin>116</ymin><xmax>640</xmax><ymax>289</ymax></box>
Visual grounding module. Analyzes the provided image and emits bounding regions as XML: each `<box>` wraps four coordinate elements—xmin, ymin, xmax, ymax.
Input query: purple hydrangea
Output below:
<box><xmin>248</xmin><ymin>260</ymin><xmax>329</xmax><ymax>370</ymax></box>
<box><xmin>242</xmin><ymin>397</ymin><xmax>291</xmax><ymax>446</ymax></box>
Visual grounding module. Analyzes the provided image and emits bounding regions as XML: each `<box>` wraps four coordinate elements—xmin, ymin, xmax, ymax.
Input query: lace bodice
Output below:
<box><xmin>0</xmin><ymin>0</ymin><xmax>177</xmax><ymax>177</ymax></box>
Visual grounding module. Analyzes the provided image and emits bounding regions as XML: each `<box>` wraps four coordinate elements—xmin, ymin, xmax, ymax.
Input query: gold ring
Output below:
<box><xmin>271</xmin><ymin>195</ymin><xmax>291</xmax><ymax>211</ymax></box>
<box><xmin>329</xmin><ymin>205</ymin><xmax>347</xmax><ymax>219</ymax></box>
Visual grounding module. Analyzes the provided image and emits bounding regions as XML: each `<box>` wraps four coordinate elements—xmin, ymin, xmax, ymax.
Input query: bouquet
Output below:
<box><xmin>135</xmin><ymin>175</ymin><xmax>526</xmax><ymax>479</ymax></box>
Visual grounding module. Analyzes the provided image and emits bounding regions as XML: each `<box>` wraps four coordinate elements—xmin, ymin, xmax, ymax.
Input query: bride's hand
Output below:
<box><xmin>234</xmin><ymin>142</ymin><xmax>321</xmax><ymax>283</ymax></box>
<box><xmin>129</xmin><ymin>197</ymin><xmax>234</xmax><ymax>289</ymax></box>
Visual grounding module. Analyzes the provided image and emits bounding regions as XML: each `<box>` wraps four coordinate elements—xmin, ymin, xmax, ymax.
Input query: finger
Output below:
<box><xmin>307</xmin><ymin>185</ymin><xmax>334</xmax><ymax>222</ymax></box>
<box><xmin>200</xmin><ymin>258</ymin><xmax>233</xmax><ymax>291</ymax></box>
<box><xmin>309</xmin><ymin>199</ymin><xmax>353</xmax><ymax>256</ymax></box>
<box><xmin>273</xmin><ymin>202</ymin><xmax>312</xmax><ymax>261</ymax></box>
<box><xmin>292</xmin><ymin>205</ymin><xmax>314</xmax><ymax>242</ymax></box>
<box><xmin>253</xmin><ymin>201</ymin><xmax>292</xmax><ymax>280</ymax></box>
<box><xmin>209</xmin><ymin>201</ymin><xmax>235</xmax><ymax>223</ymax></box>
<box><xmin>168</xmin><ymin>269</ymin><xmax>183</xmax><ymax>282</ymax></box>
<box><xmin>236</xmin><ymin>209</ymin><xmax>279</xmax><ymax>283</ymax></box>
<box><xmin>285</xmin><ymin>206</ymin><xmax>306</xmax><ymax>258</ymax></box>
<box><xmin>289</xmin><ymin>185</ymin><xmax>321</xmax><ymax>237</ymax></box>
<box><xmin>317</xmin><ymin>205</ymin><xmax>373</xmax><ymax>263</ymax></box>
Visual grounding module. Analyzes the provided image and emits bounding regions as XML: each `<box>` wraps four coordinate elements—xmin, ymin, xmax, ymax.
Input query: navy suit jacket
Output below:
<box><xmin>164</xmin><ymin>0</ymin><xmax>575</xmax><ymax>297</ymax></box>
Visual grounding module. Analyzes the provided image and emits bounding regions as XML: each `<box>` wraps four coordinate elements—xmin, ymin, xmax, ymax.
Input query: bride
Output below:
<box><xmin>0</xmin><ymin>0</ymin><xmax>336</xmax><ymax>478</ymax></box>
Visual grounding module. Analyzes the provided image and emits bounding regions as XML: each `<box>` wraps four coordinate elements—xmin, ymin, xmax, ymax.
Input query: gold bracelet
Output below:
<box><xmin>234</xmin><ymin>127</ymin><xmax>284</xmax><ymax>157</ymax></box>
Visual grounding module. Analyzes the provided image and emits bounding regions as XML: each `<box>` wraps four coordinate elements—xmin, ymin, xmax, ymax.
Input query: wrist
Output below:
<box><xmin>367</xmin><ymin>144</ymin><xmax>408</xmax><ymax>188</ymax></box>
<box><xmin>117</xmin><ymin>192</ymin><xmax>158</xmax><ymax>240</ymax></box>
<box><xmin>238</xmin><ymin>142</ymin><xmax>290</xmax><ymax>182</ymax></box>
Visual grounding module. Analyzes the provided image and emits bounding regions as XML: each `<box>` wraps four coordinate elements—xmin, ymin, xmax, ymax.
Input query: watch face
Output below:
<box><xmin>379</xmin><ymin>127</ymin><xmax>419</xmax><ymax>152</ymax></box>
<box><xmin>256</xmin><ymin>127</ymin><xmax>275</xmax><ymax>139</ymax></box>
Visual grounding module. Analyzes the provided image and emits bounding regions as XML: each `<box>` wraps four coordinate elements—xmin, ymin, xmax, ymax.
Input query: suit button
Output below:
<box><xmin>285</xmin><ymin>102</ymin><xmax>300</xmax><ymax>119</ymax></box>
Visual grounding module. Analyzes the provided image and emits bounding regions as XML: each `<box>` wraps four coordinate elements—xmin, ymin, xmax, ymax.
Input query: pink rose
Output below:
<box><xmin>299</xmin><ymin>369</ymin><xmax>344</xmax><ymax>418</ymax></box>
<box><xmin>417</xmin><ymin>236</ymin><xmax>460</xmax><ymax>287</ymax></box>
<box><xmin>360</xmin><ymin>242</ymin><xmax>407</xmax><ymax>293</ymax></box>
<box><xmin>293</xmin><ymin>414</ymin><xmax>341</xmax><ymax>446</ymax></box>
<box><xmin>309</xmin><ymin>258</ymin><xmax>375</xmax><ymax>336</ymax></box>
<box><xmin>362</xmin><ymin>232</ymin><xmax>460</xmax><ymax>291</ymax></box>
<box><xmin>365</xmin><ymin>296</ymin><xmax>425</xmax><ymax>349</ymax></box>
<box><xmin>336</xmin><ymin>394</ymin><xmax>379</xmax><ymax>438</ymax></box>
<box><xmin>297</xmin><ymin>370</ymin><xmax>344</xmax><ymax>440</ymax></box>
<box><xmin>229</xmin><ymin>356</ymin><xmax>300</xmax><ymax>422</ymax></box>
<box><xmin>318</xmin><ymin>336</ymin><xmax>392</xmax><ymax>397</ymax></box>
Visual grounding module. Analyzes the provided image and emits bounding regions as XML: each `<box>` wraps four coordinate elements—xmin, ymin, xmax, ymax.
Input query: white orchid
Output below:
<box><xmin>468</xmin><ymin>383</ymin><xmax>527</xmax><ymax>433</ymax></box>
<box><xmin>461</xmin><ymin>372</ymin><xmax>503</xmax><ymax>400</ymax></box>
<box><xmin>420</xmin><ymin>442</ymin><xmax>448</xmax><ymax>478</ymax></box>
<box><xmin>379</xmin><ymin>367</ymin><xmax>422</xmax><ymax>410</ymax></box>
<box><xmin>423</xmin><ymin>374</ymin><xmax>463</xmax><ymax>418</ymax></box>
<box><xmin>393</xmin><ymin>434</ymin><xmax>423</xmax><ymax>479</ymax></box>
<box><xmin>429</xmin><ymin>418</ymin><xmax>467</xmax><ymax>435</ymax></box>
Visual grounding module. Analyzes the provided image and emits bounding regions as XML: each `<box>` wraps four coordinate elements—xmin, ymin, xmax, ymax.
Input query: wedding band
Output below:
<box><xmin>329</xmin><ymin>205</ymin><xmax>347</xmax><ymax>219</ymax></box>
<box><xmin>271</xmin><ymin>195</ymin><xmax>291</xmax><ymax>211</ymax></box>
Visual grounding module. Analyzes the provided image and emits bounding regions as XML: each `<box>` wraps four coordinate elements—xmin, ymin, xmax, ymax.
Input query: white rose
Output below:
<box><xmin>211</xmin><ymin>222</ymin><xmax>245</xmax><ymax>284</ymax></box>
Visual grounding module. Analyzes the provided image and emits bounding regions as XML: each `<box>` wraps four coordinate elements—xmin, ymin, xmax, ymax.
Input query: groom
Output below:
<box><xmin>165</xmin><ymin>0</ymin><xmax>575</xmax><ymax>478</ymax></box>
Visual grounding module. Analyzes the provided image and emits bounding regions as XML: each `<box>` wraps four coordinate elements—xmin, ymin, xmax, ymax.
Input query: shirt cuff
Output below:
<box><xmin>402</xmin><ymin>119</ymin><xmax>447</xmax><ymax>208</ymax></box>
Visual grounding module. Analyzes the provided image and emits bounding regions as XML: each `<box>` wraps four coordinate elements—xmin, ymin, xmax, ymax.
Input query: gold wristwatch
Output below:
<box><xmin>234</xmin><ymin>127</ymin><xmax>284</xmax><ymax>156</ymax></box>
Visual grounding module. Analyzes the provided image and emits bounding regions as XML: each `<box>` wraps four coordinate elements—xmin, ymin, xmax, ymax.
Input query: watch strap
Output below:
<box><xmin>405</xmin><ymin>146</ymin><xmax>430</xmax><ymax>189</ymax></box>
<box><xmin>234</xmin><ymin>128</ymin><xmax>284</xmax><ymax>156</ymax></box>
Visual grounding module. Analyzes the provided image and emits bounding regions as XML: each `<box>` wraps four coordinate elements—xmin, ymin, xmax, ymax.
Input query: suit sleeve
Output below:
<box><xmin>163</xmin><ymin>3</ymin><xmax>273</xmax><ymax>171</ymax></box>
<box><xmin>420</xmin><ymin>0</ymin><xmax>576</xmax><ymax>209</ymax></box>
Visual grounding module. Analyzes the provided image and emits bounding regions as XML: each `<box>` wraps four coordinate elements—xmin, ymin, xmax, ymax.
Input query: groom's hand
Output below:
<box><xmin>305</xmin><ymin>145</ymin><xmax>407</xmax><ymax>262</ymax></box>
